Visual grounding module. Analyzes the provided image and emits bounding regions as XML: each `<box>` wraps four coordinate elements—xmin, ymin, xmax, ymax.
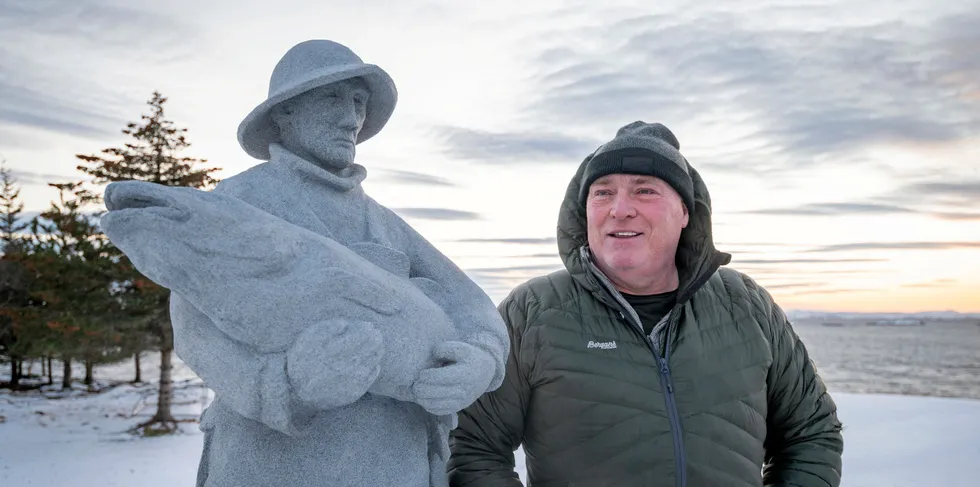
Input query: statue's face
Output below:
<box><xmin>272</xmin><ymin>77</ymin><xmax>369</xmax><ymax>171</ymax></box>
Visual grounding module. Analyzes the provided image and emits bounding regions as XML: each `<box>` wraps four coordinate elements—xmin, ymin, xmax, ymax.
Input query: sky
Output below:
<box><xmin>1</xmin><ymin>0</ymin><xmax>978</xmax><ymax>312</ymax></box>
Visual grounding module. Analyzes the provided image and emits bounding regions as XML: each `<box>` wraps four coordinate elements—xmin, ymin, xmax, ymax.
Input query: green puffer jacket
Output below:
<box><xmin>448</xmin><ymin>153</ymin><xmax>843</xmax><ymax>487</ymax></box>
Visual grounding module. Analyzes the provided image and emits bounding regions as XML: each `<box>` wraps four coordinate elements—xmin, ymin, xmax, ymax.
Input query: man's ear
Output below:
<box><xmin>681</xmin><ymin>203</ymin><xmax>690</xmax><ymax>228</ymax></box>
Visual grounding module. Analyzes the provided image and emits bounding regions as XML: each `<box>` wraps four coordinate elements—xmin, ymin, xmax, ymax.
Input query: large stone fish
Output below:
<box><xmin>99</xmin><ymin>179</ymin><xmax>457</xmax><ymax>400</ymax></box>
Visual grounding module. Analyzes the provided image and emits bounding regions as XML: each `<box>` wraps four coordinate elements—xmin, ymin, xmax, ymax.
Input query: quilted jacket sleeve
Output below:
<box><xmin>754</xmin><ymin>284</ymin><xmax>844</xmax><ymax>487</ymax></box>
<box><xmin>448</xmin><ymin>290</ymin><xmax>532</xmax><ymax>487</ymax></box>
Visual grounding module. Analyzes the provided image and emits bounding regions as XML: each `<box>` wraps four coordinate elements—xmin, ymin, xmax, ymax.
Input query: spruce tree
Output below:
<box><xmin>27</xmin><ymin>182</ymin><xmax>123</xmax><ymax>391</ymax></box>
<box><xmin>76</xmin><ymin>91</ymin><xmax>220</xmax><ymax>433</ymax></box>
<box><xmin>0</xmin><ymin>158</ymin><xmax>29</xmax><ymax>388</ymax></box>
<box><xmin>0</xmin><ymin>158</ymin><xmax>26</xmax><ymax>253</ymax></box>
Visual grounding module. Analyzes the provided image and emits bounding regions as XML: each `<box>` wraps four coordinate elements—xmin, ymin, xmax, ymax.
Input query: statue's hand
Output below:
<box><xmin>412</xmin><ymin>341</ymin><xmax>495</xmax><ymax>416</ymax></box>
<box><xmin>286</xmin><ymin>318</ymin><xmax>384</xmax><ymax>410</ymax></box>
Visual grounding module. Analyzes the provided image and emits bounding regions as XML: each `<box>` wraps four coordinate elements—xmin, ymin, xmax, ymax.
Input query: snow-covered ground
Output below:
<box><xmin>2</xmin><ymin>354</ymin><xmax>979</xmax><ymax>487</ymax></box>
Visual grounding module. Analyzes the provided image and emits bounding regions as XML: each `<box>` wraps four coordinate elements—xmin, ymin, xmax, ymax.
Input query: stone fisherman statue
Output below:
<box><xmin>99</xmin><ymin>39</ymin><xmax>509</xmax><ymax>487</ymax></box>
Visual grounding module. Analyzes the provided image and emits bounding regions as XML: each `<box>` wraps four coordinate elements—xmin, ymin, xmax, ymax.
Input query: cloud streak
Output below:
<box><xmin>736</xmin><ymin>268</ymin><xmax>875</xmax><ymax>276</ymax></box>
<box><xmin>520</xmin><ymin>7</ymin><xmax>980</xmax><ymax>171</ymax></box>
<box><xmin>733</xmin><ymin>258</ymin><xmax>887</xmax><ymax>264</ymax></box>
<box><xmin>1</xmin><ymin>1</ymin><xmax>193</xmax><ymax>49</ymax></box>
<box><xmin>462</xmin><ymin>262</ymin><xmax>567</xmax><ymax>302</ymax></box>
<box><xmin>371</xmin><ymin>169</ymin><xmax>458</xmax><ymax>187</ymax></box>
<box><xmin>781</xmin><ymin>288</ymin><xmax>866</xmax><ymax>296</ymax></box>
<box><xmin>882</xmin><ymin>180</ymin><xmax>980</xmax><ymax>210</ymax></box>
<box><xmin>933</xmin><ymin>211</ymin><xmax>980</xmax><ymax>221</ymax></box>
<box><xmin>807</xmin><ymin>241</ymin><xmax>980</xmax><ymax>252</ymax></box>
<box><xmin>744</xmin><ymin>199</ymin><xmax>980</xmax><ymax>221</ymax></box>
<box><xmin>0</xmin><ymin>1</ymin><xmax>198</xmax><ymax>143</ymax></box>
<box><xmin>454</xmin><ymin>237</ymin><xmax>557</xmax><ymax>245</ymax></box>
<box><xmin>465</xmin><ymin>263</ymin><xmax>564</xmax><ymax>274</ymax></box>
<box><xmin>743</xmin><ymin>203</ymin><xmax>916</xmax><ymax>216</ymax></box>
<box><xmin>902</xmin><ymin>278</ymin><xmax>958</xmax><ymax>288</ymax></box>
<box><xmin>5</xmin><ymin>168</ymin><xmax>81</xmax><ymax>187</ymax></box>
<box><xmin>0</xmin><ymin>71</ymin><xmax>123</xmax><ymax>142</ymax></box>
<box><xmin>512</xmin><ymin>252</ymin><xmax>560</xmax><ymax>258</ymax></box>
<box><xmin>902</xmin><ymin>181</ymin><xmax>980</xmax><ymax>201</ymax></box>
<box><xmin>434</xmin><ymin>126</ymin><xmax>600</xmax><ymax>164</ymax></box>
<box><xmin>392</xmin><ymin>207</ymin><xmax>481</xmax><ymax>221</ymax></box>
<box><xmin>761</xmin><ymin>282</ymin><xmax>830</xmax><ymax>290</ymax></box>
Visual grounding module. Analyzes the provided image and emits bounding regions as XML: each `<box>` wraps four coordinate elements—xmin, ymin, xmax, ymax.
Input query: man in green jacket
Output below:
<box><xmin>448</xmin><ymin>121</ymin><xmax>843</xmax><ymax>487</ymax></box>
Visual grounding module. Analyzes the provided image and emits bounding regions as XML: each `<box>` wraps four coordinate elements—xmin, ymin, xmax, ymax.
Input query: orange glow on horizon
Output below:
<box><xmin>773</xmin><ymin>283</ymin><xmax>980</xmax><ymax>314</ymax></box>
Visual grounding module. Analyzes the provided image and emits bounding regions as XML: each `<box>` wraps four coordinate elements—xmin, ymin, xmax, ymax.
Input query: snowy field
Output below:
<box><xmin>2</xmin><ymin>354</ymin><xmax>979</xmax><ymax>487</ymax></box>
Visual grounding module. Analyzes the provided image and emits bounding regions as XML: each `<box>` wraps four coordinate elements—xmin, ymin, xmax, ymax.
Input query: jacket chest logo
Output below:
<box><xmin>587</xmin><ymin>340</ymin><xmax>617</xmax><ymax>350</ymax></box>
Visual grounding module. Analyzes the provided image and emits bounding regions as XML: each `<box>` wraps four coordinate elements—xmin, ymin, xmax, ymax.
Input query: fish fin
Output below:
<box><xmin>349</xmin><ymin>242</ymin><xmax>411</xmax><ymax>277</ymax></box>
<box><xmin>326</xmin><ymin>267</ymin><xmax>402</xmax><ymax>316</ymax></box>
<box><xmin>410</xmin><ymin>277</ymin><xmax>454</xmax><ymax>311</ymax></box>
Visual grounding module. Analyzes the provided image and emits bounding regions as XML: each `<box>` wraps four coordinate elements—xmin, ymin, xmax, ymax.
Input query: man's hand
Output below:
<box><xmin>413</xmin><ymin>341</ymin><xmax>496</xmax><ymax>416</ymax></box>
<box><xmin>287</xmin><ymin>318</ymin><xmax>384</xmax><ymax>409</ymax></box>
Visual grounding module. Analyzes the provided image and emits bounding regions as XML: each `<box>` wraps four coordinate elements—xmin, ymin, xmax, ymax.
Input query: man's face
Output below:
<box><xmin>585</xmin><ymin>173</ymin><xmax>689</xmax><ymax>290</ymax></box>
<box><xmin>273</xmin><ymin>77</ymin><xmax>369</xmax><ymax>170</ymax></box>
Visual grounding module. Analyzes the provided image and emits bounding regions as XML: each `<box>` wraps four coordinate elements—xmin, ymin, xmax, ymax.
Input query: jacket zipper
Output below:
<box><xmin>583</xmin><ymin>250</ymin><xmax>687</xmax><ymax>487</ymax></box>
<box><xmin>659</xmin><ymin>315</ymin><xmax>686</xmax><ymax>487</ymax></box>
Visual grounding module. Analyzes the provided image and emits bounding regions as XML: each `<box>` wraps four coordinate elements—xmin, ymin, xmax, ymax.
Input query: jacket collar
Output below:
<box><xmin>268</xmin><ymin>143</ymin><xmax>367</xmax><ymax>193</ymax></box>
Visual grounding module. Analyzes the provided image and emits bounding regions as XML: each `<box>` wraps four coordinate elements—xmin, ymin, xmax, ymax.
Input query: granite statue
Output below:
<box><xmin>99</xmin><ymin>39</ymin><xmax>509</xmax><ymax>487</ymax></box>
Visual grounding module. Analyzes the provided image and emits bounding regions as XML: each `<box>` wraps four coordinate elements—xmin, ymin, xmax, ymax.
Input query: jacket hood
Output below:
<box><xmin>556</xmin><ymin>146</ymin><xmax>731</xmax><ymax>305</ymax></box>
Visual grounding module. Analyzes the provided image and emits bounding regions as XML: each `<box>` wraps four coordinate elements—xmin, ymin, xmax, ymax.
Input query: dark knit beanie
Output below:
<box><xmin>578</xmin><ymin>121</ymin><xmax>695</xmax><ymax>212</ymax></box>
